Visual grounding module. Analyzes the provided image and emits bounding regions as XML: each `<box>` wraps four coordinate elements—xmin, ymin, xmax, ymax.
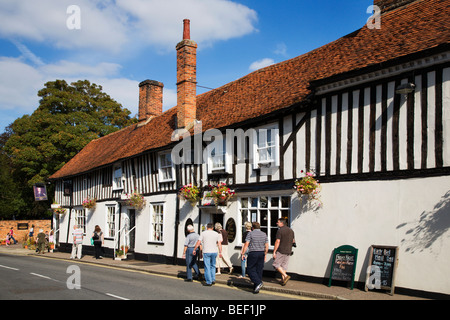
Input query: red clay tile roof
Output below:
<box><xmin>50</xmin><ymin>0</ymin><xmax>450</xmax><ymax>179</ymax></box>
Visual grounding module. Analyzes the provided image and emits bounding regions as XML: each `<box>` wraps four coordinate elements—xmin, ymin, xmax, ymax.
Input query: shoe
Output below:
<box><xmin>202</xmin><ymin>282</ymin><xmax>212</xmax><ymax>286</ymax></box>
<box><xmin>253</xmin><ymin>282</ymin><xmax>263</xmax><ymax>294</ymax></box>
<box><xmin>228</xmin><ymin>267</ymin><xmax>234</xmax><ymax>274</ymax></box>
<box><xmin>282</xmin><ymin>275</ymin><xmax>291</xmax><ymax>286</ymax></box>
<box><xmin>184</xmin><ymin>279</ymin><xmax>193</xmax><ymax>282</ymax></box>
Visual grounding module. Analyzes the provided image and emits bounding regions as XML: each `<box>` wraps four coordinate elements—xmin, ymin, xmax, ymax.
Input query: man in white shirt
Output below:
<box><xmin>193</xmin><ymin>223</ymin><xmax>222</xmax><ymax>286</ymax></box>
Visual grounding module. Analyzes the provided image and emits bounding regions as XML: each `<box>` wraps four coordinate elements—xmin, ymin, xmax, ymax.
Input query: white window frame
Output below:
<box><xmin>112</xmin><ymin>163</ymin><xmax>123</xmax><ymax>191</ymax></box>
<box><xmin>252</xmin><ymin>124</ymin><xmax>280</xmax><ymax>169</ymax></box>
<box><xmin>239</xmin><ymin>195</ymin><xmax>290</xmax><ymax>248</ymax></box>
<box><xmin>158</xmin><ymin>151</ymin><xmax>175</xmax><ymax>183</ymax></box>
<box><xmin>207</xmin><ymin>136</ymin><xmax>232</xmax><ymax>174</ymax></box>
<box><xmin>149</xmin><ymin>202</ymin><xmax>165</xmax><ymax>243</ymax></box>
<box><xmin>74</xmin><ymin>208</ymin><xmax>86</xmax><ymax>234</ymax></box>
<box><xmin>106</xmin><ymin>205</ymin><xmax>117</xmax><ymax>238</ymax></box>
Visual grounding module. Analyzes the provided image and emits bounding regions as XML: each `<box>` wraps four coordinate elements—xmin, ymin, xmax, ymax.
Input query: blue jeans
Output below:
<box><xmin>185</xmin><ymin>247</ymin><xmax>200</xmax><ymax>280</ymax></box>
<box><xmin>202</xmin><ymin>252</ymin><xmax>217</xmax><ymax>284</ymax></box>
<box><xmin>247</xmin><ymin>251</ymin><xmax>265</xmax><ymax>288</ymax></box>
<box><xmin>241</xmin><ymin>250</ymin><xmax>248</xmax><ymax>277</ymax></box>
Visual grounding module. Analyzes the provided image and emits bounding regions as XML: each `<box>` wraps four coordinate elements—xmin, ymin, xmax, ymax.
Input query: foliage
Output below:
<box><xmin>2</xmin><ymin>80</ymin><xmax>137</xmax><ymax>218</ymax></box>
<box><xmin>294</xmin><ymin>170</ymin><xmax>322</xmax><ymax>206</ymax></box>
<box><xmin>211</xmin><ymin>183</ymin><xmax>236</xmax><ymax>205</ymax></box>
<box><xmin>82</xmin><ymin>196</ymin><xmax>97</xmax><ymax>209</ymax></box>
<box><xmin>179</xmin><ymin>184</ymin><xmax>201</xmax><ymax>204</ymax></box>
<box><xmin>124</xmin><ymin>189</ymin><xmax>146</xmax><ymax>210</ymax></box>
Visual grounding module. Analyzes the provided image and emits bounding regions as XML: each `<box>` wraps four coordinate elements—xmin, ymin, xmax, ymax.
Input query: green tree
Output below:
<box><xmin>3</xmin><ymin>79</ymin><xmax>137</xmax><ymax>218</ymax></box>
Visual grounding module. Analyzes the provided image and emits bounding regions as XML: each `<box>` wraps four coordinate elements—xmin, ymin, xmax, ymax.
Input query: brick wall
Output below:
<box><xmin>0</xmin><ymin>220</ymin><xmax>51</xmax><ymax>243</ymax></box>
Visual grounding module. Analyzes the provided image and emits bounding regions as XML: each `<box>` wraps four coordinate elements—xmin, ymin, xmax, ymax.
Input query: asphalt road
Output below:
<box><xmin>0</xmin><ymin>253</ymin><xmax>303</xmax><ymax>301</ymax></box>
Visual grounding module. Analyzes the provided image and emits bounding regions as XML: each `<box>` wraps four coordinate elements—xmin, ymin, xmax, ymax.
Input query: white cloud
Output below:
<box><xmin>249</xmin><ymin>58</ymin><xmax>275</xmax><ymax>71</ymax></box>
<box><xmin>0</xmin><ymin>0</ymin><xmax>257</xmax><ymax>53</ymax></box>
<box><xmin>116</xmin><ymin>0</ymin><xmax>258</xmax><ymax>50</ymax></box>
<box><xmin>0</xmin><ymin>0</ymin><xmax>129</xmax><ymax>53</ymax></box>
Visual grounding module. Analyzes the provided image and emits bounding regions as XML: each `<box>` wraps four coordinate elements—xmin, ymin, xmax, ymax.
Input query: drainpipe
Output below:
<box><xmin>173</xmin><ymin>164</ymin><xmax>181</xmax><ymax>265</ymax></box>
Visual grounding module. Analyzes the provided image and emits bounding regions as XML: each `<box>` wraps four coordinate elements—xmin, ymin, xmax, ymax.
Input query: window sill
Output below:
<box><xmin>147</xmin><ymin>241</ymin><xmax>165</xmax><ymax>245</ymax></box>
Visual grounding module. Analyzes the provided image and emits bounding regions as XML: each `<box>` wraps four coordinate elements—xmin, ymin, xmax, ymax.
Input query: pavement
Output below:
<box><xmin>0</xmin><ymin>244</ymin><xmax>430</xmax><ymax>300</ymax></box>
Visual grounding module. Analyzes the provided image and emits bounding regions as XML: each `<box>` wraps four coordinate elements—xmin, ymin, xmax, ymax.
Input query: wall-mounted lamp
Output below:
<box><xmin>395</xmin><ymin>83</ymin><xmax>416</xmax><ymax>95</ymax></box>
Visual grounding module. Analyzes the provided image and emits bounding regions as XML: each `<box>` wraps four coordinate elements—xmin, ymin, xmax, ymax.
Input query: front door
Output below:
<box><xmin>128</xmin><ymin>209</ymin><xmax>136</xmax><ymax>252</ymax></box>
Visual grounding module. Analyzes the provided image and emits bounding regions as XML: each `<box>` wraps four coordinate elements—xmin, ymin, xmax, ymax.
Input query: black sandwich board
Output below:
<box><xmin>365</xmin><ymin>245</ymin><xmax>399</xmax><ymax>295</ymax></box>
<box><xmin>328</xmin><ymin>245</ymin><xmax>358</xmax><ymax>290</ymax></box>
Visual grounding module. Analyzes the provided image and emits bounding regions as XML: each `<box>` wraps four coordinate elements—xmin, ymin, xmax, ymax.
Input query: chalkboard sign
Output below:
<box><xmin>365</xmin><ymin>245</ymin><xmax>399</xmax><ymax>295</ymax></box>
<box><xmin>328</xmin><ymin>245</ymin><xmax>358</xmax><ymax>290</ymax></box>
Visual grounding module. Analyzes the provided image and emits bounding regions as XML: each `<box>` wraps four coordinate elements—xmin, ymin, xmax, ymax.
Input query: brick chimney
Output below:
<box><xmin>373</xmin><ymin>0</ymin><xmax>417</xmax><ymax>14</ymax></box>
<box><xmin>138</xmin><ymin>80</ymin><xmax>164</xmax><ymax>122</ymax></box>
<box><xmin>176</xmin><ymin>19</ymin><xmax>197</xmax><ymax>129</ymax></box>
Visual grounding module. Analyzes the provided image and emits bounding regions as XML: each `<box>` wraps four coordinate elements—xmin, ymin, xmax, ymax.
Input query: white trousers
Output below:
<box><xmin>216</xmin><ymin>244</ymin><xmax>233</xmax><ymax>269</ymax></box>
<box><xmin>71</xmin><ymin>243</ymin><xmax>83</xmax><ymax>259</ymax></box>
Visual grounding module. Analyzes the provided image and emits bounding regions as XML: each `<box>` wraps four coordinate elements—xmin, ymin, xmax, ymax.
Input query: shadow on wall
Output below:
<box><xmin>397</xmin><ymin>190</ymin><xmax>450</xmax><ymax>254</ymax></box>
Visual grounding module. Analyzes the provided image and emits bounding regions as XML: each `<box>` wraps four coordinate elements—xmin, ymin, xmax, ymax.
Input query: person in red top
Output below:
<box><xmin>9</xmin><ymin>227</ymin><xmax>17</xmax><ymax>244</ymax></box>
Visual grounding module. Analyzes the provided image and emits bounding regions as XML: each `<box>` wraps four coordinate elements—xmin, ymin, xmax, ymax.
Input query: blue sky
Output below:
<box><xmin>0</xmin><ymin>0</ymin><xmax>373</xmax><ymax>133</ymax></box>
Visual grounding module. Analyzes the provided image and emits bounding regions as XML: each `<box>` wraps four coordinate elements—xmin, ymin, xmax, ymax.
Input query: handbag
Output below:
<box><xmin>90</xmin><ymin>237</ymin><xmax>94</xmax><ymax>245</ymax></box>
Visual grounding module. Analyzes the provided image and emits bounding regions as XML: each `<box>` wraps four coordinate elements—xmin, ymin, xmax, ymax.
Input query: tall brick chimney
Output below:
<box><xmin>176</xmin><ymin>19</ymin><xmax>197</xmax><ymax>129</ymax></box>
<box><xmin>373</xmin><ymin>0</ymin><xmax>417</xmax><ymax>14</ymax></box>
<box><xmin>138</xmin><ymin>80</ymin><xmax>164</xmax><ymax>122</ymax></box>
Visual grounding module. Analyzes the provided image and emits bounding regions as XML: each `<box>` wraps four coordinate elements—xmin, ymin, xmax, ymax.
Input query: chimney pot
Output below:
<box><xmin>183</xmin><ymin>19</ymin><xmax>190</xmax><ymax>40</ymax></box>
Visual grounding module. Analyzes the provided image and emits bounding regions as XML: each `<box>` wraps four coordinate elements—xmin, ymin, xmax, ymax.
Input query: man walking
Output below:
<box><xmin>272</xmin><ymin>218</ymin><xmax>295</xmax><ymax>286</ymax></box>
<box><xmin>193</xmin><ymin>223</ymin><xmax>222</xmax><ymax>286</ymax></box>
<box><xmin>70</xmin><ymin>224</ymin><xmax>84</xmax><ymax>259</ymax></box>
<box><xmin>182</xmin><ymin>225</ymin><xmax>202</xmax><ymax>282</ymax></box>
<box><xmin>241</xmin><ymin>222</ymin><xmax>268</xmax><ymax>294</ymax></box>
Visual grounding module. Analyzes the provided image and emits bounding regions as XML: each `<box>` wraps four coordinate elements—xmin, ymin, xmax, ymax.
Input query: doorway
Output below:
<box><xmin>127</xmin><ymin>209</ymin><xmax>136</xmax><ymax>252</ymax></box>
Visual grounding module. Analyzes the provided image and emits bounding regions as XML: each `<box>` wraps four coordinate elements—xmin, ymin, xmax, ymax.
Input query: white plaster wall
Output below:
<box><xmin>289</xmin><ymin>176</ymin><xmax>450</xmax><ymax>295</ymax></box>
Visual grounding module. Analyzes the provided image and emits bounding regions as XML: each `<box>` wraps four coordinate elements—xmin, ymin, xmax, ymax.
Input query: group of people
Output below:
<box><xmin>27</xmin><ymin>225</ymin><xmax>55</xmax><ymax>254</ymax></box>
<box><xmin>183</xmin><ymin>218</ymin><xmax>295</xmax><ymax>294</ymax></box>
<box><xmin>70</xmin><ymin>224</ymin><xmax>104</xmax><ymax>260</ymax></box>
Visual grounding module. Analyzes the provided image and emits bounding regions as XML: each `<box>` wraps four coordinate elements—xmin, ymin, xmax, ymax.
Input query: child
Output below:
<box><xmin>5</xmin><ymin>232</ymin><xmax>11</xmax><ymax>246</ymax></box>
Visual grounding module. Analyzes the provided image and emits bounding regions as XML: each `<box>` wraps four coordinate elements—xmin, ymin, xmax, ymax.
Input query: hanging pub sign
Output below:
<box><xmin>365</xmin><ymin>245</ymin><xmax>399</xmax><ymax>295</ymax></box>
<box><xmin>33</xmin><ymin>183</ymin><xmax>48</xmax><ymax>201</ymax></box>
<box><xmin>328</xmin><ymin>245</ymin><xmax>358</xmax><ymax>290</ymax></box>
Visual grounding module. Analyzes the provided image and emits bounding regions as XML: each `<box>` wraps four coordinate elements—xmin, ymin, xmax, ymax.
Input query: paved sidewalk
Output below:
<box><xmin>0</xmin><ymin>244</ymin><xmax>429</xmax><ymax>300</ymax></box>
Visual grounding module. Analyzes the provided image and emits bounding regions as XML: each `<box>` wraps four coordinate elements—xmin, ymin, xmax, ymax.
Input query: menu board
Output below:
<box><xmin>365</xmin><ymin>245</ymin><xmax>399</xmax><ymax>295</ymax></box>
<box><xmin>328</xmin><ymin>245</ymin><xmax>358</xmax><ymax>290</ymax></box>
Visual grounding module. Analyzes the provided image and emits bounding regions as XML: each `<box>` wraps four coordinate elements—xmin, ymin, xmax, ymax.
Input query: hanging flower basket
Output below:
<box><xmin>54</xmin><ymin>207</ymin><xmax>67</xmax><ymax>215</ymax></box>
<box><xmin>211</xmin><ymin>183</ymin><xmax>236</xmax><ymax>206</ymax></box>
<box><xmin>124</xmin><ymin>189</ymin><xmax>146</xmax><ymax>210</ymax></box>
<box><xmin>179</xmin><ymin>184</ymin><xmax>201</xmax><ymax>205</ymax></box>
<box><xmin>294</xmin><ymin>170</ymin><xmax>322</xmax><ymax>206</ymax></box>
<box><xmin>82</xmin><ymin>196</ymin><xmax>97</xmax><ymax>209</ymax></box>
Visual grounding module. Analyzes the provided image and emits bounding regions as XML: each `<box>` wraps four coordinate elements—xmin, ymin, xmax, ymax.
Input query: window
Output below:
<box><xmin>150</xmin><ymin>203</ymin><xmax>164</xmax><ymax>242</ymax></box>
<box><xmin>158</xmin><ymin>152</ymin><xmax>175</xmax><ymax>182</ymax></box>
<box><xmin>253</xmin><ymin>125</ymin><xmax>280</xmax><ymax>168</ymax></box>
<box><xmin>74</xmin><ymin>209</ymin><xmax>86</xmax><ymax>234</ymax></box>
<box><xmin>112</xmin><ymin>164</ymin><xmax>123</xmax><ymax>190</ymax></box>
<box><xmin>106</xmin><ymin>205</ymin><xmax>116</xmax><ymax>238</ymax></box>
<box><xmin>239</xmin><ymin>196</ymin><xmax>290</xmax><ymax>247</ymax></box>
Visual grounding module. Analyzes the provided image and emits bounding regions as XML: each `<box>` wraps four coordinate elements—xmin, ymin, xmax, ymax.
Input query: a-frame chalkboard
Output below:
<box><xmin>328</xmin><ymin>245</ymin><xmax>358</xmax><ymax>290</ymax></box>
<box><xmin>365</xmin><ymin>245</ymin><xmax>399</xmax><ymax>295</ymax></box>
